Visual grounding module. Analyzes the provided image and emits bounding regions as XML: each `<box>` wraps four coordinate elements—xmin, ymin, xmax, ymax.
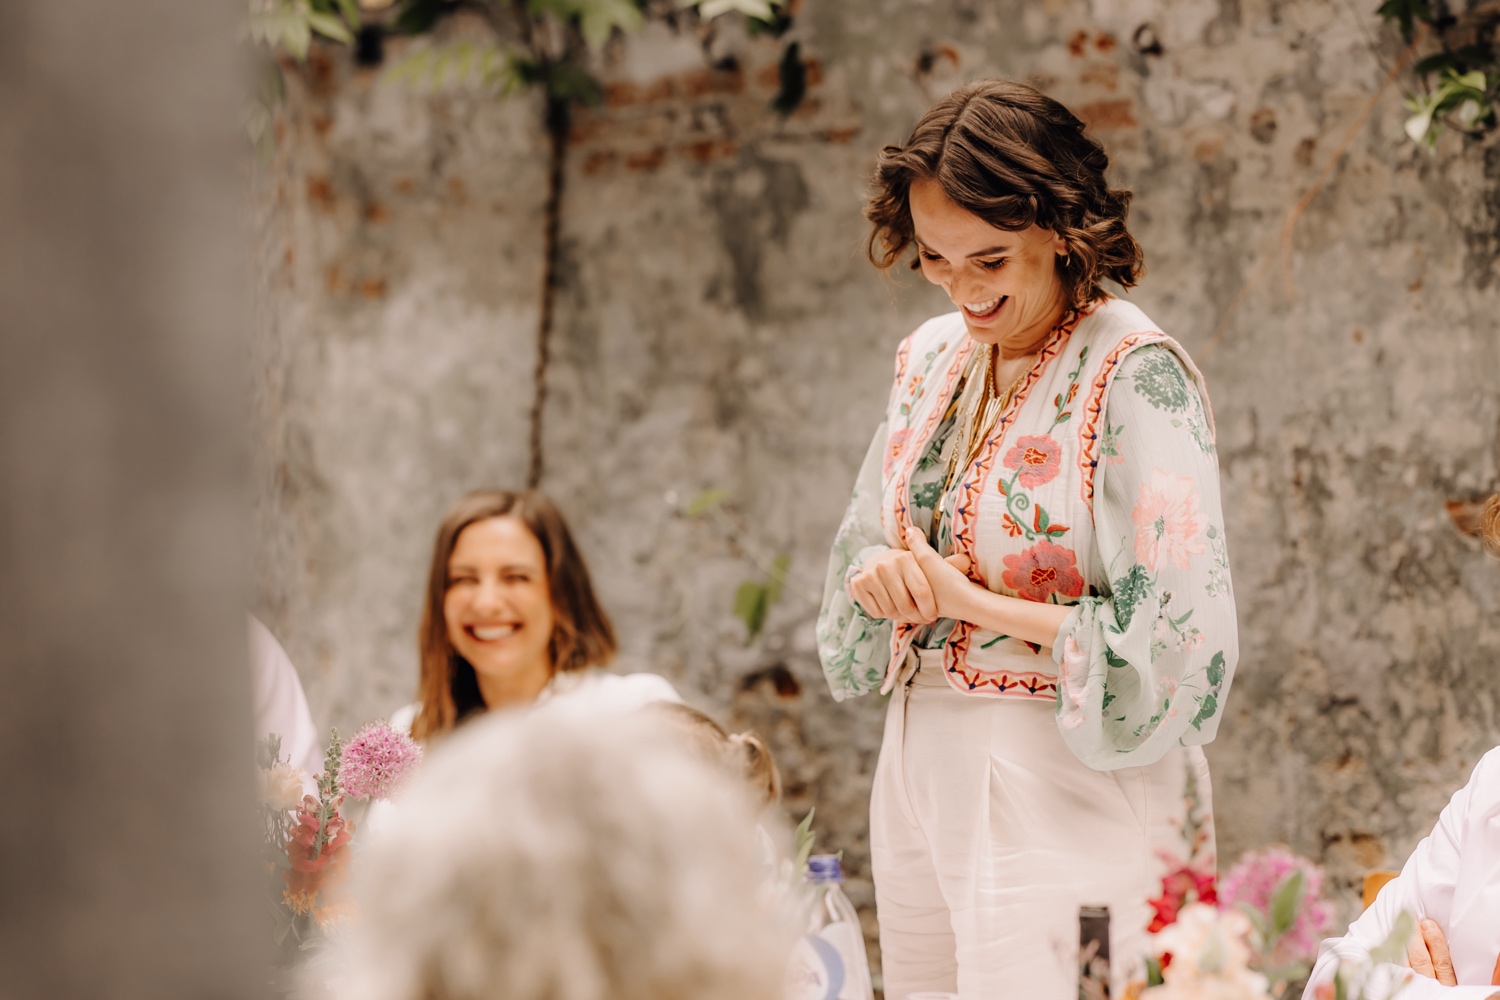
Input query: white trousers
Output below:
<box><xmin>871</xmin><ymin>652</ymin><xmax>1211</xmax><ymax>1000</ymax></box>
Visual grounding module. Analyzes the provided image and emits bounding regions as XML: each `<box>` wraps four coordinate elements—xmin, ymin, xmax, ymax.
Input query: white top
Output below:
<box><xmin>388</xmin><ymin>667</ymin><xmax>681</xmax><ymax>736</ymax></box>
<box><xmin>249</xmin><ymin>615</ymin><xmax>322</xmax><ymax>777</ymax></box>
<box><xmin>1304</xmin><ymin>748</ymin><xmax>1500</xmax><ymax>999</ymax></box>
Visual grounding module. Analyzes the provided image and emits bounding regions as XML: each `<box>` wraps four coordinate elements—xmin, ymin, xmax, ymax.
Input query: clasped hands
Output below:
<box><xmin>1406</xmin><ymin>917</ymin><xmax>1500</xmax><ymax>989</ymax></box>
<box><xmin>847</xmin><ymin>526</ymin><xmax>982</xmax><ymax>625</ymax></box>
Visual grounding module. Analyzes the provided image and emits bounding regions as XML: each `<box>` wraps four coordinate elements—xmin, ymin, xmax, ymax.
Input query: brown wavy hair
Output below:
<box><xmin>866</xmin><ymin>79</ymin><xmax>1143</xmax><ymax>309</ymax></box>
<box><xmin>412</xmin><ymin>490</ymin><xmax>617</xmax><ymax>741</ymax></box>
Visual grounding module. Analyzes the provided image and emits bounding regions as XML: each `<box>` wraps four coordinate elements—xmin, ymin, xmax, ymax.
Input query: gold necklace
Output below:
<box><xmin>942</xmin><ymin>344</ymin><xmax>1027</xmax><ymax>497</ymax></box>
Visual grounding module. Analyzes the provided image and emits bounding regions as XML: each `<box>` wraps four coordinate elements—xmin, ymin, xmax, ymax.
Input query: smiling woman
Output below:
<box><xmin>398</xmin><ymin>490</ymin><xmax>679</xmax><ymax>742</ymax></box>
<box><xmin>817</xmin><ymin>79</ymin><xmax>1238</xmax><ymax>999</ymax></box>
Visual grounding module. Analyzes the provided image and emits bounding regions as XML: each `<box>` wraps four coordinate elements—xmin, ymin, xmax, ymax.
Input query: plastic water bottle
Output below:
<box><xmin>786</xmin><ymin>854</ymin><xmax>875</xmax><ymax>1000</ymax></box>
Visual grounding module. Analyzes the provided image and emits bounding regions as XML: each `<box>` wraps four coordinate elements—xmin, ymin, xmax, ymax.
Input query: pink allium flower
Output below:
<box><xmin>1218</xmin><ymin>848</ymin><xmax>1333</xmax><ymax>964</ymax></box>
<box><xmin>1132</xmin><ymin>469</ymin><xmax>1207</xmax><ymax>570</ymax></box>
<box><xmin>339</xmin><ymin>721</ymin><xmax>423</xmax><ymax>800</ymax></box>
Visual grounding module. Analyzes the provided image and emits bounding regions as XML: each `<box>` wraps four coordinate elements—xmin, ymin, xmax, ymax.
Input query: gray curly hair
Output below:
<box><xmin>334</xmin><ymin>709</ymin><xmax>790</xmax><ymax>1000</ymax></box>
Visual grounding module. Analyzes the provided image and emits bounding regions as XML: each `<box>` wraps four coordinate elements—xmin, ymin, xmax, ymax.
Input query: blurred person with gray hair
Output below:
<box><xmin>331</xmin><ymin>708</ymin><xmax>792</xmax><ymax>1000</ymax></box>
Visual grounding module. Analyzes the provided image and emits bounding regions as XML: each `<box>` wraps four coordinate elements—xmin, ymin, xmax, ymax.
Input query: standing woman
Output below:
<box><xmin>817</xmin><ymin>80</ymin><xmax>1238</xmax><ymax>998</ymax></box>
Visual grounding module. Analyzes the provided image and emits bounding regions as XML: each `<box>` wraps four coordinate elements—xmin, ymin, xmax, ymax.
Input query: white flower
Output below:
<box><xmin>258</xmin><ymin>761</ymin><xmax>308</xmax><ymax>810</ymax></box>
<box><xmin>1146</xmin><ymin>904</ymin><xmax>1272</xmax><ymax>1000</ymax></box>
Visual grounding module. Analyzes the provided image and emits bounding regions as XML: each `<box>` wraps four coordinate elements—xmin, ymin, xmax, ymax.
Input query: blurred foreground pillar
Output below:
<box><xmin>0</xmin><ymin>0</ymin><xmax>261</xmax><ymax>998</ymax></box>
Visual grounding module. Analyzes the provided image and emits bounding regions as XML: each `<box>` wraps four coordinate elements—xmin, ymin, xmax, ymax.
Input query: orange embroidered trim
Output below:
<box><xmin>942</xmin><ymin>309</ymin><xmax>1086</xmax><ymax>694</ymax></box>
<box><xmin>1076</xmin><ymin>331</ymin><xmax>1164</xmax><ymax>506</ymax></box>
<box><xmin>943</xmin><ymin>664</ymin><xmax>1058</xmax><ymax>699</ymax></box>
<box><xmin>890</xmin><ymin>335</ymin><xmax>913</xmax><ymax>406</ymax></box>
<box><xmin>886</xmin><ymin>334</ymin><xmax>976</xmax><ymax>678</ymax></box>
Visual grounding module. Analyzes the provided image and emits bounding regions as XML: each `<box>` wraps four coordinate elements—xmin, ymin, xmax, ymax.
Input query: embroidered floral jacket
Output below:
<box><xmin>816</xmin><ymin>297</ymin><xmax>1239</xmax><ymax>770</ymax></box>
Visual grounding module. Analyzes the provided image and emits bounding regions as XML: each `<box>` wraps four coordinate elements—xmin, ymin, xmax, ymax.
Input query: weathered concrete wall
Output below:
<box><xmin>253</xmin><ymin>0</ymin><xmax>1500</xmax><ymax>969</ymax></box>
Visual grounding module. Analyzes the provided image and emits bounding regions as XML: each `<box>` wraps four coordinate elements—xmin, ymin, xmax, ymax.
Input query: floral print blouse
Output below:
<box><xmin>817</xmin><ymin>342</ymin><xmax>1238</xmax><ymax>770</ymax></box>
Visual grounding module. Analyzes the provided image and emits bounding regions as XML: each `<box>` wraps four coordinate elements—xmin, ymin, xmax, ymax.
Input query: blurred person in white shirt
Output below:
<box><xmin>1304</xmin><ymin>496</ymin><xmax>1500</xmax><ymax>1000</ymax></box>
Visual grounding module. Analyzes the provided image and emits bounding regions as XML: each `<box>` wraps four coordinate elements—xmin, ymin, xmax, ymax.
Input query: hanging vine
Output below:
<box><xmin>245</xmin><ymin>0</ymin><xmax>803</xmax><ymax>487</ymax></box>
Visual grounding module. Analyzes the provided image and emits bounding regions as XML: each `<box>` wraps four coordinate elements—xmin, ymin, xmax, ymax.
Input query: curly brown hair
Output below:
<box><xmin>866</xmin><ymin>79</ymin><xmax>1143</xmax><ymax>310</ymax></box>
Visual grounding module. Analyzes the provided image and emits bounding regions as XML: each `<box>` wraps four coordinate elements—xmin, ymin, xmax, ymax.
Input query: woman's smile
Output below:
<box><xmin>467</xmin><ymin>623</ymin><xmax>520</xmax><ymax>642</ymax></box>
<box><xmin>962</xmin><ymin>295</ymin><xmax>1007</xmax><ymax>321</ymax></box>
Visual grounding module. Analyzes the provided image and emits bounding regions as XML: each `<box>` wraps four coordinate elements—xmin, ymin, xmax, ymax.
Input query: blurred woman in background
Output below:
<box><xmin>394</xmin><ymin>490</ymin><xmax>677</xmax><ymax>739</ymax></box>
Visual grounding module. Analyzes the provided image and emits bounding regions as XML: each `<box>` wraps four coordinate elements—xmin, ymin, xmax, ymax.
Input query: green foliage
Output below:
<box><xmin>1267</xmin><ymin>868</ymin><xmax>1306</xmax><ymax>944</ymax></box>
<box><xmin>1376</xmin><ymin>0</ymin><xmax>1433</xmax><ymax>42</ymax></box>
<box><xmin>734</xmin><ymin>552</ymin><xmax>791</xmax><ymax>643</ymax></box>
<box><xmin>386</xmin><ymin>40</ymin><xmax>522</xmax><ymax>92</ymax></box>
<box><xmin>684</xmin><ymin>488</ymin><xmax>732</xmax><ymax>517</ymax></box>
<box><xmin>793</xmin><ymin>808</ymin><xmax>818</xmax><ymax>871</ymax></box>
<box><xmin>1377</xmin><ymin>0</ymin><xmax>1500</xmax><ymax>149</ymax></box>
<box><xmin>1404</xmin><ymin>67</ymin><xmax>1493</xmax><ymax>149</ymax></box>
<box><xmin>532</xmin><ymin>0</ymin><xmax>645</xmax><ymax>52</ymax></box>
<box><xmin>244</xmin><ymin>0</ymin><xmax>356</xmax><ymax>59</ymax></box>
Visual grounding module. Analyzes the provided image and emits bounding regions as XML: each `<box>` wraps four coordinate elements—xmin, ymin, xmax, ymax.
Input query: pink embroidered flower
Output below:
<box><xmin>884</xmin><ymin>427</ymin><xmax>913</xmax><ymax>478</ymax></box>
<box><xmin>1132</xmin><ymin>469</ymin><xmax>1207</xmax><ymax>570</ymax></box>
<box><xmin>1003</xmin><ymin>434</ymin><xmax>1062</xmax><ymax>488</ymax></box>
<box><xmin>1001</xmin><ymin>540</ymin><xmax>1086</xmax><ymax>603</ymax></box>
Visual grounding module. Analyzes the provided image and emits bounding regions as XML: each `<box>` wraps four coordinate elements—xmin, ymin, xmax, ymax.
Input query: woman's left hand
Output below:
<box><xmin>903</xmin><ymin>526</ymin><xmax>980</xmax><ymax>622</ymax></box>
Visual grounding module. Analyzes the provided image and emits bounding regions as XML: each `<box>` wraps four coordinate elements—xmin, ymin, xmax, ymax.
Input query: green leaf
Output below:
<box><xmin>1110</xmin><ymin>563</ymin><xmax>1153</xmax><ymax>631</ymax></box>
<box><xmin>385</xmin><ymin>47</ymin><xmax>434</xmax><ymax>85</ymax></box>
<box><xmin>765</xmin><ymin>552</ymin><xmax>792</xmax><ymax>606</ymax></box>
<box><xmin>734</xmin><ymin>581</ymin><xmax>770</xmax><ymax>642</ymax></box>
<box><xmin>335</xmin><ymin>0</ymin><xmax>361</xmax><ymax>31</ymax></box>
<box><xmin>245</xmin><ymin>6</ymin><xmax>314</xmax><ymax>60</ymax></box>
<box><xmin>1145</xmin><ymin>956</ymin><xmax>1163</xmax><ymax>987</ymax></box>
<box><xmin>1370</xmin><ymin>910</ymin><xmax>1415</xmax><ymax>965</ymax></box>
<box><xmin>1206</xmin><ymin>650</ymin><xmax>1226</xmax><ymax>687</ymax></box>
<box><xmin>1189</xmin><ymin>692</ymin><xmax>1218</xmax><ymax>732</ymax></box>
<box><xmin>306</xmin><ymin>10</ymin><xmax>354</xmax><ymax>44</ymax></box>
<box><xmin>685</xmin><ymin>488</ymin><xmax>731</xmax><ymax>517</ymax></box>
<box><xmin>1268</xmin><ymin>867</ymin><xmax>1307</xmax><ymax>941</ymax></box>
<box><xmin>793</xmin><ymin>807</ymin><xmax>817</xmax><ymax>869</ymax></box>
<box><xmin>1376</xmin><ymin>0</ymin><xmax>1434</xmax><ymax>41</ymax></box>
<box><xmin>579</xmin><ymin>0</ymin><xmax>644</xmax><ymax>52</ymax></box>
<box><xmin>1238</xmin><ymin>900</ymin><xmax>1267</xmax><ymax>940</ymax></box>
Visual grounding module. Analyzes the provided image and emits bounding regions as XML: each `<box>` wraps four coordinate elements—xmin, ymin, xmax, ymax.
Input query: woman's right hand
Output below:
<box><xmin>848</xmin><ymin>547</ymin><xmax>938</xmax><ymax>624</ymax></box>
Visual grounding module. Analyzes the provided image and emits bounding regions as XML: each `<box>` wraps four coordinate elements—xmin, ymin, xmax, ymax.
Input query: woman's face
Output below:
<box><xmin>908</xmin><ymin>176</ymin><xmax>1069</xmax><ymax>352</ymax></box>
<box><xmin>444</xmin><ymin>516</ymin><xmax>555</xmax><ymax>706</ymax></box>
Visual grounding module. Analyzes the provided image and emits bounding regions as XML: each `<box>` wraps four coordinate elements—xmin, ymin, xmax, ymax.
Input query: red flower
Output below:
<box><xmin>1001</xmin><ymin>513</ymin><xmax>1024</xmax><ymax>537</ymax></box>
<box><xmin>1001</xmin><ymin>540</ymin><xmax>1085</xmax><ymax>603</ymax></box>
<box><xmin>1003</xmin><ymin>434</ymin><xmax>1062</xmax><ymax>488</ymax></box>
<box><xmin>283</xmin><ymin>796</ymin><xmax>353</xmax><ymax>898</ymax></box>
<box><xmin>1146</xmin><ymin>865</ymin><xmax>1218</xmax><ymax>933</ymax></box>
